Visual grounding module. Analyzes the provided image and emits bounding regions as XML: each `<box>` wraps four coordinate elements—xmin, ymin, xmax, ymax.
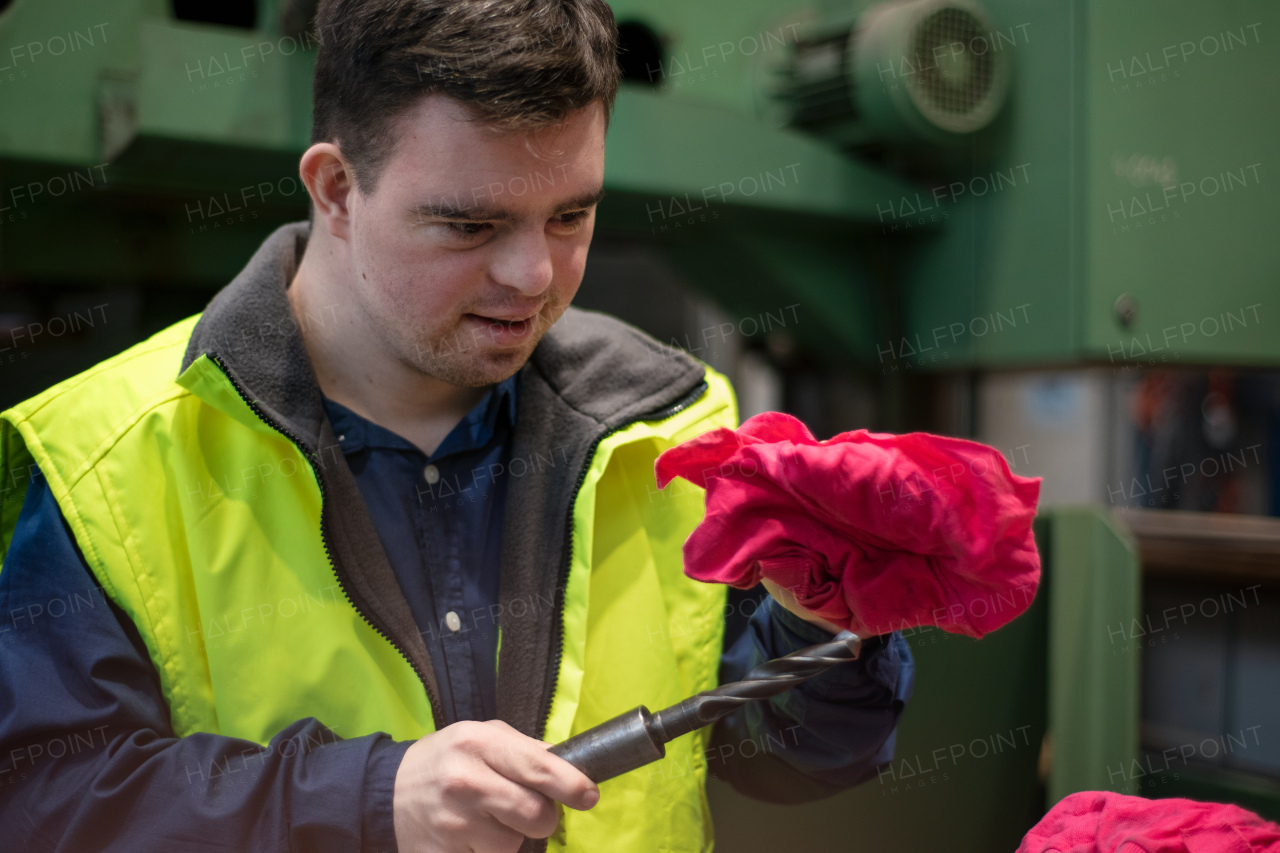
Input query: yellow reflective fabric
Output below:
<box><xmin>547</xmin><ymin>368</ymin><xmax>737</xmax><ymax>852</ymax></box>
<box><xmin>0</xmin><ymin>315</ymin><xmax>740</xmax><ymax>852</ymax></box>
<box><xmin>1</xmin><ymin>321</ymin><xmax>434</xmax><ymax>743</ymax></box>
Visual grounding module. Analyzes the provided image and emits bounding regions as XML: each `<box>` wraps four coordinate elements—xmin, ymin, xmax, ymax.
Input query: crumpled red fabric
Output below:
<box><xmin>654</xmin><ymin>412</ymin><xmax>1041</xmax><ymax>638</ymax></box>
<box><xmin>1018</xmin><ymin>791</ymin><xmax>1280</xmax><ymax>852</ymax></box>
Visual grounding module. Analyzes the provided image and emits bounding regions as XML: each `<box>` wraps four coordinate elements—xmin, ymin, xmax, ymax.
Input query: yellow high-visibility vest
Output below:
<box><xmin>1</xmin><ymin>304</ymin><xmax>739</xmax><ymax>852</ymax></box>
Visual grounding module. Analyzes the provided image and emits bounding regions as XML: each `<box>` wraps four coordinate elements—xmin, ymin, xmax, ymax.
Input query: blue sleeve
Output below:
<box><xmin>0</xmin><ymin>468</ymin><xmax>411</xmax><ymax>852</ymax></box>
<box><xmin>711</xmin><ymin>595</ymin><xmax>914</xmax><ymax>802</ymax></box>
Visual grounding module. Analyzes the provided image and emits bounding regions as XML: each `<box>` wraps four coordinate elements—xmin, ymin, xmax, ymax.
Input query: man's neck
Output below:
<box><xmin>288</xmin><ymin>240</ymin><xmax>491</xmax><ymax>457</ymax></box>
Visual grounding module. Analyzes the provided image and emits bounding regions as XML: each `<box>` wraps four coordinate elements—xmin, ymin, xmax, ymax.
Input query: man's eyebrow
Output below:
<box><xmin>413</xmin><ymin>199</ymin><xmax>513</xmax><ymax>222</ymax></box>
<box><xmin>554</xmin><ymin>186</ymin><xmax>607</xmax><ymax>213</ymax></box>
<box><xmin>412</xmin><ymin>186</ymin><xmax>606</xmax><ymax>223</ymax></box>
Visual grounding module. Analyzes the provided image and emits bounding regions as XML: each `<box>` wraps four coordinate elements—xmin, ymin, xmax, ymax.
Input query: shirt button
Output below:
<box><xmin>445</xmin><ymin>611</ymin><xmax>462</xmax><ymax>632</ymax></box>
<box><xmin>423</xmin><ymin>464</ymin><xmax>440</xmax><ymax>484</ymax></box>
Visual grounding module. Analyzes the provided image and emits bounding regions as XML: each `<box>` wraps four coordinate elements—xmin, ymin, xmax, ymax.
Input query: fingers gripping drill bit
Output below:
<box><xmin>549</xmin><ymin>630</ymin><xmax>862</xmax><ymax>784</ymax></box>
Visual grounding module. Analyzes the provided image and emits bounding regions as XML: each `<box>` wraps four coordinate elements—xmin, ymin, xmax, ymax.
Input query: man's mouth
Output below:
<box><xmin>466</xmin><ymin>311</ymin><xmax>540</xmax><ymax>327</ymax></box>
<box><xmin>461</xmin><ymin>311</ymin><xmax>544</xmax><ymax>347</ymax></box>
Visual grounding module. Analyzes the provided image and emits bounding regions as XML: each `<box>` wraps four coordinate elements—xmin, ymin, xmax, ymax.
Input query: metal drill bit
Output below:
<box><xmin>549</xmin><ymin>630</ymin><xmax>862</xmax><ymax>783</ymax></box>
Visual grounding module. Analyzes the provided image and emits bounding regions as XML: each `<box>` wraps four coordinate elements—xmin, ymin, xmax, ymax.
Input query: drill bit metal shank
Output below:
<box><xmin>549</xmin><ymin>630</ymin><xmax>862</xmax><ymax>784</ymax></box>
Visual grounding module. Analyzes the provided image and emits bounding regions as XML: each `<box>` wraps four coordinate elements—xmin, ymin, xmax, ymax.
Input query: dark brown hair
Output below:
<box><xmin>311</xmin><ymin>0</ymin><xmax>621</xmax><ymax>194</ymax></box>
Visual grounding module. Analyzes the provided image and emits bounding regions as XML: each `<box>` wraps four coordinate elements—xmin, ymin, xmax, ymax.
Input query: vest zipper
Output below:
<box><xmin>534</xmin><ymin>378</ymin><xmax>711</xmax><ymax>740</ymax></box>
<box><xmin>208</xmin><ymin>353</ymin><xmax>444</xmax><ymax>730</ymax></box>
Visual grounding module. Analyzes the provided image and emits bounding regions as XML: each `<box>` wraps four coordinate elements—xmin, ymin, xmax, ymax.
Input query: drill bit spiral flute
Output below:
<box><xmin>550</xmin><ymin>630</ymin><xmax>862</xmax><ymax>783</ymax></box>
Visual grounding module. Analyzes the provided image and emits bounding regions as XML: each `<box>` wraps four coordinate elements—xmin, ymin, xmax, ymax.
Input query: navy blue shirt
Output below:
<box><xmin>322</xmin><ymin>375</ymin><xmax>518</xmax><ymax>724</ymax></box>
<box><xmin>0</xmin><ymin>378</ymin><xmax>912</xmax><ymax>851</ymax></box>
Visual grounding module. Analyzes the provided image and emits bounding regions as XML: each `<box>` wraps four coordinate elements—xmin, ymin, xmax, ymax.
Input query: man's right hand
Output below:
<box><xmin>392</xmin><ymin>719</ymin><xmax>600</xmax><ymax>852</ymax></box>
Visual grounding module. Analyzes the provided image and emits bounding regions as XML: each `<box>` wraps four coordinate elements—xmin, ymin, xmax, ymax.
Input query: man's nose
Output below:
<box><xmin>488</xmin><ymin>227</ymin><xmax>554</xmax><ymax>296</ymax></box>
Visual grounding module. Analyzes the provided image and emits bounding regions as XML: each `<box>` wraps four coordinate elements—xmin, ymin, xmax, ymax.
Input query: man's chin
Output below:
<box><xmin>409</xmin><ymin>313</ymin><xmax>556</xmax><ymax>385</ymax></box>
<box><xmin>412</xmin><ymin>344</ymin><xmax>532</xmax><ymax>388</ymax></box>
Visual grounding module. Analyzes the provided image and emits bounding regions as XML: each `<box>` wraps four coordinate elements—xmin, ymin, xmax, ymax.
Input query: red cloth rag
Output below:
<box><xmin>1018</xmin><ymin>791</ymin><xmax>1280</xmax><ymax>852</ymax></box>
<box><xmin>654</xmin><ymin>411</ymin><xmax>1041</xmax><ymax>638</ymax></box>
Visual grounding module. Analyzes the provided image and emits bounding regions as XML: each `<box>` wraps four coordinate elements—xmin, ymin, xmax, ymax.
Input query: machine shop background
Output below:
<box><xmin>1</xmin><ymin>0</ymin><xmax>1278</xmax><ymax>849</ymax></box>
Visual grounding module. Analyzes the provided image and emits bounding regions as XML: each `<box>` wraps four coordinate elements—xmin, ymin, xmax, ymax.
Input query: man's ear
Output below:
<box><xmin>300</xmin><ymin>143</ymin><xmax>355</xmax><ymax>241</ymax></box>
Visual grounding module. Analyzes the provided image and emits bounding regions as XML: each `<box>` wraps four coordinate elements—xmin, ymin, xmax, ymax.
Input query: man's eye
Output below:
<box><xmin>555</xmin><ymin>211</ymin><xmax>588</xmax><ymax>227</ymax></box>
<box><xmin>446</xmin><ymin>222</ymin><xmax>489</xmax><ymax>237</ymax></box>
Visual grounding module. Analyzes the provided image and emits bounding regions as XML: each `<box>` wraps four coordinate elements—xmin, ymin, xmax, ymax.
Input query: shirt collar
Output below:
<box><xmin>323</xmin><ymin>373</ymin><xmax>518</xmax><ymax>459</ymax></box>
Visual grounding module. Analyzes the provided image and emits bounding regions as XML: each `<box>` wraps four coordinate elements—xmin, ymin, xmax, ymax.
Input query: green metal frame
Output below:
<box><xmin>1044</xmin><ymin>506</ymin><xmax>1140</xmax><ymax>802</ymax></box>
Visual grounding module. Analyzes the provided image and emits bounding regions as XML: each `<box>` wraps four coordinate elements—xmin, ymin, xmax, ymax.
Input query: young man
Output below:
<box><xmin>0</xmin><ymin>1</ymin><xmax>912</xmax><ymax>851</ymax></box>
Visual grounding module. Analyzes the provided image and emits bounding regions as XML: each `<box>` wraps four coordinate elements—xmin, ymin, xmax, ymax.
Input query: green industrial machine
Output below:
<box><xmin>0</xmin><ymin>0</ymin><xmax>1026</xmax><ymax>367</ymax></box>
<box><xmin>2</xmin><ymin>0</ymin><xmax>1278</xmax><ymax>850</ymax></box>
<box><xmin>900</xmin><ymin>0</ymin><xmax>1280</xmax><ymax>368</ymax></box>
<box><xmin>603</xmin><ymin>0</ymin><xmax>1280</xmax><ymax>368</ymax></box>
<box><xmin>2</xmin><ymin>0</ymin><xmax>1278</xmax><ymax>363</ymax></box>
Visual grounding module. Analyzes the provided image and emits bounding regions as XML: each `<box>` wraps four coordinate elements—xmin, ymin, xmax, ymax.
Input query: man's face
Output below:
<box><xmin>343</xmin><ymin>95</ymin><xmax>606</xmax><ymax>387</ymax></box>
